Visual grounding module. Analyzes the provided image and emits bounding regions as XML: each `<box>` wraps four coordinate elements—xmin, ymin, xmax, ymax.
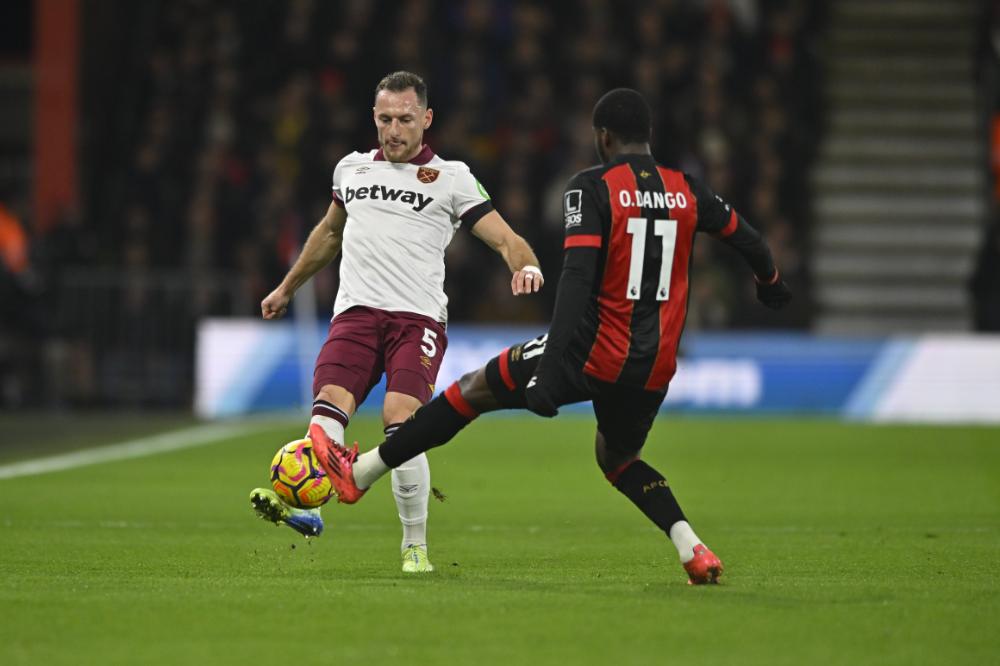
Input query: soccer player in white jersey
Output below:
<box><xmin>249</xmin><ymin>71</ymin><xmax>544</xmax><ymax>572</ymax></box>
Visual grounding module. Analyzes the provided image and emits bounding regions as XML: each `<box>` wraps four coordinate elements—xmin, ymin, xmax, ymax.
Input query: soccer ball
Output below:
<box><xmin>270</xmin><ymin>438</ymin><xmax>334</xmax><ymax>508</ymax></box>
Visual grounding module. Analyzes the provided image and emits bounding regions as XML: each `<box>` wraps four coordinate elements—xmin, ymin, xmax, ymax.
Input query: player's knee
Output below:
<box><xmin>457</xmin><ymin>367</ymin><xmax>497</xmax><ymax>411</ymax></box>
<box><xmin>456</xmin><ymin>368</ymin><xmax>481</xmax><ymax>393</ymax></box>
<box><xmin>594</xmin><ymin>430</ymin><xmax>639</xmax><ymax>476</ymax></box>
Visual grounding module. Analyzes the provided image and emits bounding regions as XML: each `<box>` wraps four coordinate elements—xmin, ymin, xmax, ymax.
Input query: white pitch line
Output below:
<box><xmin>0</xmin><ymin>422</ymin><xmax>250</xmax><ymax>480</ymax></box>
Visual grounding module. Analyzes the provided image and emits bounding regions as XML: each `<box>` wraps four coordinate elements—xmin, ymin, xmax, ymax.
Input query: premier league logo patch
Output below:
<box><xmin>416</xmin><ymin>167</ymin><xmax>439</xmax><ymax>184</ymax></box>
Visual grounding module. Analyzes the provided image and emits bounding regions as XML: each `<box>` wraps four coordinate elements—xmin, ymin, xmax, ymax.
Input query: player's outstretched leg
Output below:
<box><xmin>598</xmin><ymin>435</ymin><xmax>722</xmax><ymax>585</ymax></box>
<box><xmin>312</xmin><ymin>381</ymin><xmax>483</xmax><ymax>502</ymax></box>
<box><xmin>308</xmin><ymin>393</ymin><xmax>354</xmax><ymax>484</ymax></box>
<box><xmin>309</xmin><ymin>424</ymin><xmax>366</xmax><ymax>503</ymax></box>
<box><xmin>249</xmin><ymin>488</ymin><xmax>325</xmax><ymax>537</ymax></box>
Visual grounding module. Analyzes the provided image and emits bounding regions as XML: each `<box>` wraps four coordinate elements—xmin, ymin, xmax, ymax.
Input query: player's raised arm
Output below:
<box><xmin>469</xmin><ymin>210</ymin><xmax>544</xmax><ymax>295</ymax></box>
<box><xmin>261</xmin><ymin>201</ymin><xmax>347</xmax><ymax>320</ymax></box>
<box><xmin>686</xmin><ymin>175</ymin><xmax>792</xmax><ymax>310</ymax></box>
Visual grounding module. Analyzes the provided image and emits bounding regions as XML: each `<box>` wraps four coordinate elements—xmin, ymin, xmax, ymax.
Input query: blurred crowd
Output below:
<box><xmin>975</xmin><ymin>0</ymin><xmax>1000</xmax><ymax>331</ymax></box>
<box><xmin>3</xmin><ymin>0</ymin><xmax>824</xmax><ymax>407</ymax></box>
<box><xmin>91</xmin><ymin>0</ymin><xmax>820</xmax><ymax>322</ymax></box>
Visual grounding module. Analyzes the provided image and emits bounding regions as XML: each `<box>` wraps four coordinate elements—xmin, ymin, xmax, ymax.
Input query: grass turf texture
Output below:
<box><xmin>0</xmin><ymin>411</ymin><xmax>198</xmax><ymax>464</ymax></box>
<box><xmin>0</xmin><ymin>416</ymin><xmax>997</xmax><ymax>665</ymax></box>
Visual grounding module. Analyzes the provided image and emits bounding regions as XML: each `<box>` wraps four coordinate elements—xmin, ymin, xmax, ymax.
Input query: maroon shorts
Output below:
<box><xmin>313</xmin><ymin>305</ymin><xmax>448</xmax><ymax>405</ymax></box>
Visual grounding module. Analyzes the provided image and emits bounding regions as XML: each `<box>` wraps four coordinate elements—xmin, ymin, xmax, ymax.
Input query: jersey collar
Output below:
<box><xmin>373</xmin><ymin>144</ymin><xmax>435</xmax><ymax>165</ymax></box>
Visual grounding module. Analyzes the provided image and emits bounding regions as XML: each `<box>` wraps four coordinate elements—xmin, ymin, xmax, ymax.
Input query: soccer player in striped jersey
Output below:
<box><xmin>250</xmin><ymin>71</ymin><xmax>544</xmax><ymax>572</ymax></box>
<box><xmin>311</xmin><ymin>88</ymin><xmax>791</xmax><ymax>584</ymax></box>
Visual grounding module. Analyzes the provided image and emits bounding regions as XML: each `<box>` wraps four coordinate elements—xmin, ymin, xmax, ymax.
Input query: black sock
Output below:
<box><xmin>609</xmin><ymin>460</ymin><xmax>687</xmax><ymax>536</ymax></box>
<box><xmin>378</xmin><ymin>393</ymin><xmax>474</xmax><ymax>468</ymax></box>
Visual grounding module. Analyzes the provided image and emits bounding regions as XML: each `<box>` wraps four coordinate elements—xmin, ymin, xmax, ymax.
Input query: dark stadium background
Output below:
<box><xmin>1</xmin><ymin>0</ymin><xmax>827</xmax><ymax>409</ymax></box>
<box><xmin>0</xmin><ymin>0</ymin><xmax>997</xmax><ymax>412</ymax></box>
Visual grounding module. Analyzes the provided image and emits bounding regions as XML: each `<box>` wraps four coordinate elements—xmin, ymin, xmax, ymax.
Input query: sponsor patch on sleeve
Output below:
<box><xmin>564</xmin><ymin>189</ymin><xmax>583</xmax><ymax>228</ymax></box>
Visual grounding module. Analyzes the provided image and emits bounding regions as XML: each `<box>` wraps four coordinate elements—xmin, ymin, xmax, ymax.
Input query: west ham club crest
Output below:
<box><xmin>416</xmin><ymin>167</ymin><xmax>439</xmax><ymax>184</ymax></box>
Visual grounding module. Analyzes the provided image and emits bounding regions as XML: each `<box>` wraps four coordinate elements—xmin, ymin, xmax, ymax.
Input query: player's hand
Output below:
<box><xmin>524</xmin><ymin>375</ymin><xmax>558</xmax><ymax>417</ymax></box>
<box><xmin>511</xmin><ymin>266</ymin><xmax>544</xmax><ymax>296</ymax></box>
<box><xmin>755</xmin><ymin>270</ymin><xmax>792</xmax><ymax>310</ymax></box>
<box><xmin>261</xmin><ymin>287</ymin><xmax>292</xmax><ymax>320</ymax></box>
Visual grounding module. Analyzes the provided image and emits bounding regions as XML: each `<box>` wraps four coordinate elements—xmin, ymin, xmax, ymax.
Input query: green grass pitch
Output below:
<box><xmin>0</xmin><ymin>414</ymin><xmax>998</xmax><ymax>665</ymax></box>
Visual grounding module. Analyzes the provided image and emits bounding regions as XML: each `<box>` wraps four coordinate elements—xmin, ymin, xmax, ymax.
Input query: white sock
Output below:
<box><xmin>309</xmin><ymin>415</ymin><xmax>345</xmax><ymax>444</ymax></box>
<box><xmin>669</xmin><ymin>520</ymin><xmax>703</xmax><ymax>563</ymax></box>
<box><xmin>391</xmin><ymin>452</ymin><xmax>430</xmax><ymax>551</ymax></box>
<box><xmin>353</xmin><ymin>448</ymin><xmax>390</xmax><ymax>489</ymax></box>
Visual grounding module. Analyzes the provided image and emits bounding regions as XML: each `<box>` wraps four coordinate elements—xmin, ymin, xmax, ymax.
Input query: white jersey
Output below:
<box><xmin>330</xmin><ymin>146</ymin><xmax>492</xmax><ymax>323</ymax></box>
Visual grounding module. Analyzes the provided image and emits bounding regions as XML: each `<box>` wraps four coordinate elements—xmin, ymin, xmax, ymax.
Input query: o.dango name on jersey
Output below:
<box><xmin>618</xmin><ymin>190</ymin><xmax>688</xmax><ymax>209</ymax></box>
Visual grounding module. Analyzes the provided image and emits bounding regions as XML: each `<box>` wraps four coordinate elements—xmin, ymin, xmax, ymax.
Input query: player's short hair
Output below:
<box><xmin>592</xmin><ymin>88</ymin><xmax>651</xmax><ymax>144</ymax></box>
<box><xmin>375</xmin><ymin>71</ymin><xmax>428</xmax><ymax>107</ymax></box>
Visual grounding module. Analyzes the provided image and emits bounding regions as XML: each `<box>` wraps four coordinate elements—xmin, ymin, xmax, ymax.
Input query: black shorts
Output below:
<box><xmin>484</xmin><ymin>334</ymin><xmax>667</xmax><ymax>455</ymax></box>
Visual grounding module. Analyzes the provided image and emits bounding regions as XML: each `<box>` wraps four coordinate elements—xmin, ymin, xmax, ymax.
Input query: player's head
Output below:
<box><xmin>591</xmin><ymin>88</ymin><xmax>652</xmax><ymax>163</ymax></box>
<box><xmin>373</xmin><ymin>71</ymin><xmax>433</xmax><ymax>163</ymax></box>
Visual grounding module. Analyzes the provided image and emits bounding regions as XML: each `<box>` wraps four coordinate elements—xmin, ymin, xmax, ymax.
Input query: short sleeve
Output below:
<box><xmin>562</xmin><ymin>172</ymin><xmax>604</xmax><ymax>249</ymax></box>
<box><xmin>451</xmin><ymin>164</ymin><xmax>494</xmax><ymax>226</ymax></box>
<box><xmin>684</xmin><ymin>174</ymin><xmax>739</xmax><ymax>237</ymax></box>
<box><xmin>331</xmin><ymin>156</ymin><xmax>348</xmax><ymax>207</ymax></box>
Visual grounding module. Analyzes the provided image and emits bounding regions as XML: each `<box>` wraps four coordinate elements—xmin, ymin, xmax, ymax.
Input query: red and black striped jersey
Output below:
<box><xmin>558</xmin><ymin>154</ymin><xmax>742</xmax><ymax>392</ymax></box>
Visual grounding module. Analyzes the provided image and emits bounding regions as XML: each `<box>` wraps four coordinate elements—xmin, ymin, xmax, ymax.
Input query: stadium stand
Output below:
<box><xmin>12</xmin><ymin>0</ymin><xmax>825</xmax><ymax>407</ymax></box>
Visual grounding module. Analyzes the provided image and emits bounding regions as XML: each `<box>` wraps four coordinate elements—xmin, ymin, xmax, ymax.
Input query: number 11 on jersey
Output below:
<box><xmin>625</xmin><ymin>217</ymin><xmax>678</xmax><ymax>301</ymax></box>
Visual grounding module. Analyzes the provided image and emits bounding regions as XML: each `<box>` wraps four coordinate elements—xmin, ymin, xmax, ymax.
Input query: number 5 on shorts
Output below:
<box><xmin>421</xmin><ymin>328</ymin><xmax>438</xmax><ymax>357</ymax></box>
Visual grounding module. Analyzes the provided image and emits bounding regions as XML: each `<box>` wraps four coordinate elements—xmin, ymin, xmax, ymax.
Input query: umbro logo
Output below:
<box><xmin>397</xmin><ymin>484</ymin><xmax>418</xmax><ymax>494</ymax></box>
